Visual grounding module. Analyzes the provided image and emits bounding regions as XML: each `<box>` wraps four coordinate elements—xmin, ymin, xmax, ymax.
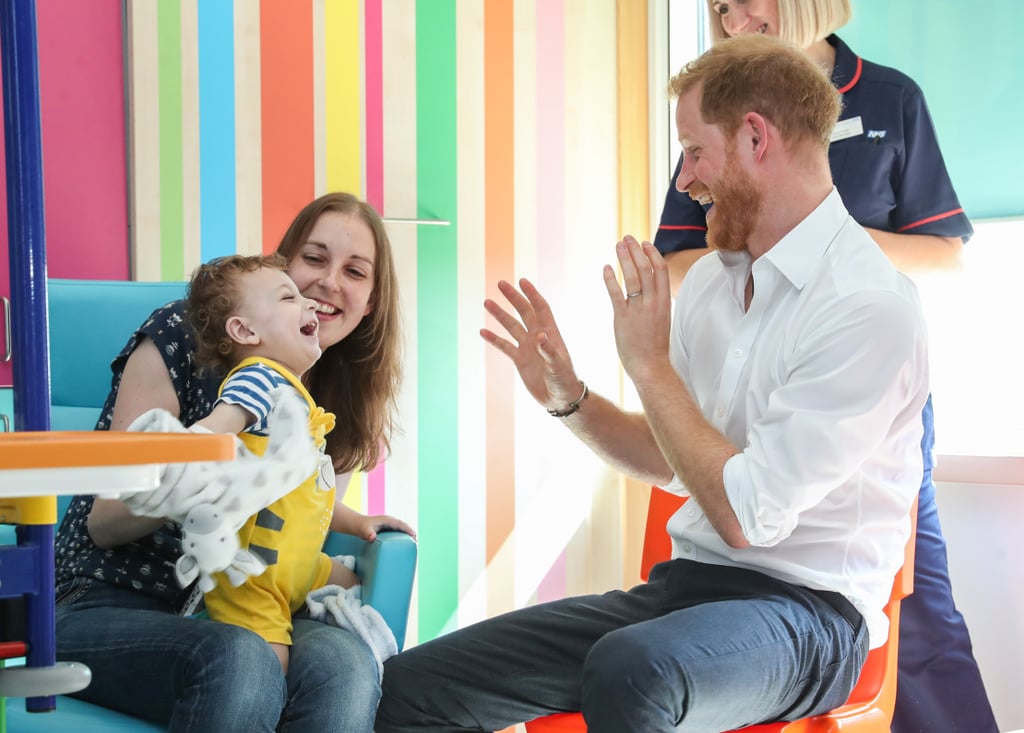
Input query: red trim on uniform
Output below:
<box><xmin>837</xmin><ymin>56</ymin><xmax>862</xmax><ymax>94</ymax></box>
<box><xmin>897</xmin><ymin>208</ymin><xmax>965</xmax><ymax>233</ymax></box>
<box><xmin>659</xmin><ymin>225</ymin><xmax>707</xmax><ymax>232</ymax></box>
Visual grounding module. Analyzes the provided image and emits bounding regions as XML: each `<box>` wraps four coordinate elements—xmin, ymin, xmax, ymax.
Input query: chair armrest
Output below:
<box><xmin>321</xmin><ymin>530</ymin><xmax>417</xmax><ymax>650</ymax></box>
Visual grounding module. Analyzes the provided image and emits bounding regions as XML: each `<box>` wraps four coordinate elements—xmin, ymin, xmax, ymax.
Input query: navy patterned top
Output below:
<box><xmin>54</xmin><ymin>300</ymin><xmax>222</xmax><ymax>612</ymax></box>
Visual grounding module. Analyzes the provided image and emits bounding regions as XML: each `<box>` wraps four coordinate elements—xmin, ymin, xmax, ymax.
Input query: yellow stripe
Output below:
<box><xmin>312</xmin><ymin>0</ymin><xmax>327</xmax><ymax>195</ymax></box>
<box><xmin>325</xmin><ymin>0</ymin><xmax>363</xmax><ymax>195</ymax></box>
<box><xmin>615</xmin><ymin>0</ymin><xmax>653</xmax><ymax>587</ymax></box>
<box><xmin>616</xmin><ymin>0</ymin><xmax>650</xmax><ymax>240</ymax></box>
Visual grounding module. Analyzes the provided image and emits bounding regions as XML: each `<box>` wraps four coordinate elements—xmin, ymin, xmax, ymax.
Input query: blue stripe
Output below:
<box><xmin>198</xmin><ymin>0</ymin><xmax>236</xmax><ymax>262</ymax></box>
<box><xmin>218</xmin><ymin>364</ymin><xmax>291</xmax><ymax>431</ymax></box>
<box><xmin>220</xmin><ymin>386</ymin><xmax>273</xmax><ymax>428</ymax></box>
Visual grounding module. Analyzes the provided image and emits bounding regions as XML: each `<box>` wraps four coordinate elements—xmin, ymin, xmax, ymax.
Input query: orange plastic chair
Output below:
<box><xmin>526</xmin><ymin>488</ymin><xmax>917</xmax><ymax>733</ymax></box>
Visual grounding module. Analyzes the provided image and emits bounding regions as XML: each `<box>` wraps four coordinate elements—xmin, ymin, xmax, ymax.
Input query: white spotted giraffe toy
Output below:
<box><xmin>120</xmin><ymin>388</ymin><xmax>320</xmax><ymax>593</ymax></box>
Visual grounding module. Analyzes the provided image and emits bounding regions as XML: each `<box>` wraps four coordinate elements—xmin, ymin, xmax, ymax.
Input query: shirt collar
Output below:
<box><xmin>762</xmin><ymin>188</ymin><xmax>851</xmax><ymax>290</ymax></box>
<box><xmin>829</xmin><ymin>34</ymin><xmax>862</xmax><ymax>95</ymax></box>
<box><xmin>714</xmin><ymin>189</ymin><xmax>851</xmax><ymax>300</ymax></box>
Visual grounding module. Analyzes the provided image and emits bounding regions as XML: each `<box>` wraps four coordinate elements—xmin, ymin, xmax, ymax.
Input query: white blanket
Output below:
<box><xmin>305</xmin><ymin>582</ymin><xmax>398</xmax><ymax>681</ymax></box>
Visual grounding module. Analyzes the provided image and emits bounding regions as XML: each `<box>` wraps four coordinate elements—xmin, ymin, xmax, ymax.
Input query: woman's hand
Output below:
<box><xmin>479</xmin><ymin>278</ymin><xmax>582</xmax><ymax>413</ymax></box>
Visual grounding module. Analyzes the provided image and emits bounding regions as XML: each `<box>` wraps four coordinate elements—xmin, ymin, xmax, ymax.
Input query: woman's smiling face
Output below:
<box><xmin>711</xmin><ymin>0</ymin><xmax>780</xmax><ymax>39</ymax></box>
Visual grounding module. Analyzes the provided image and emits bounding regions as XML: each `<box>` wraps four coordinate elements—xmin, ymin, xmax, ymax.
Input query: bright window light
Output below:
<box><xmin>911</xmin><ymin>218</ymin><xmax>1024</xmax><ymax>458</ymax></box>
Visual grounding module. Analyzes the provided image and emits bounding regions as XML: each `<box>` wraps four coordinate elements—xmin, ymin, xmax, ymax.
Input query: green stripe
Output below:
<box><xmin>416</xmin><ymin>2</ymin><xmax>459</xmax><ymax>641</ymax></box>
<box><xmin>157</xmin><ymin>0</ymin><xmax>184</xmax><ymax>280</ymax></box>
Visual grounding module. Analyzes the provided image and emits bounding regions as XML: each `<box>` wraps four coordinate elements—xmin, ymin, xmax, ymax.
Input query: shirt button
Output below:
<box><xmin>686</xmin><ymin>506</ymin><xmax>696</xmax><ymax>516</ymax></box>
<box><xmin>681</xmin><ymin>542</ymin><xmax>693</xmax><ymax>554</ymax></box>
<box><xmin>733</xmin><ymin>348</ymin><xmax>743</xmax><ymax>357</ymax></box>
<box><xmin>715</xmin><ymin>408</ymin><xmax>725</xmax><ymax>418</ymax></box>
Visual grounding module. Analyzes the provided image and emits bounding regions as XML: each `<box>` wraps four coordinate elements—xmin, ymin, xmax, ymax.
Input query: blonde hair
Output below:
<box><xmin>276</xmin><ymin>193</ymin><xmax>402</xmax><ymax>473</ymax></box>
<box><xmin>707</xmin><ymin>0</ymin><xmax>851</xmax><ymax>50</ymax></box>
<box><xmin>668</xmin><ymin>34</ymin><xmax>841</xmax><ymax>152</ymax></box>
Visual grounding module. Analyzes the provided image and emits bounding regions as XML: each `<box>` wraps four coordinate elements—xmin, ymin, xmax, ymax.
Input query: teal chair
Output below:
<box><xmin>3</xmin><ymin>279</ymin><xmax>417</xmax><ymax>731</ymax></box>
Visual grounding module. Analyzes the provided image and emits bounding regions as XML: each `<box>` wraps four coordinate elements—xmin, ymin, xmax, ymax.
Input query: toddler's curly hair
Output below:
<box><xmin>186</xmin><ymin>253</ymin><xmax>288</xmax><ymax>373</ymax></box>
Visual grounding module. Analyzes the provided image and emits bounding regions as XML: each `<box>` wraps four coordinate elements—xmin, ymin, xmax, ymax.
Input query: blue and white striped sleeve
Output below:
<box><xmin>216</xmin><ymin>364</ymin><xmax>290</xmax><ymax>432</ymax></box>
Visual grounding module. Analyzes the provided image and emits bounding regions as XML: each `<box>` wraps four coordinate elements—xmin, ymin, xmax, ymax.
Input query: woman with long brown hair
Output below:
<box><xmin>54</xmin><ymin>192</ymin><xmax>410</xmax><ymax>732</ymax></box>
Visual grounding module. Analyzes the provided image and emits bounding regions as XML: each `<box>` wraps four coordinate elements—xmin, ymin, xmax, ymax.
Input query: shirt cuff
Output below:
<box><xmin>723</xmin><ymin>453</ymin><xmax>792</xmax><ymax>547</ymax></box>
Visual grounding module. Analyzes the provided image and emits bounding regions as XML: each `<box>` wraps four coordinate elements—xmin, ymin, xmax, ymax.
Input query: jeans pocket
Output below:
<box><xmin>55</xmin><ymin>576</ymin><xmax>93</xmax><ymax>608</ymax></box>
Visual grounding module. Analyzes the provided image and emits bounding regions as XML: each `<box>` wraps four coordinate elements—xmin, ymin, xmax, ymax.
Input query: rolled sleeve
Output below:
<box><xmin>722</xmin><ymin>453</ymin><xmax>797</xmax><ymax>547</ymax></box>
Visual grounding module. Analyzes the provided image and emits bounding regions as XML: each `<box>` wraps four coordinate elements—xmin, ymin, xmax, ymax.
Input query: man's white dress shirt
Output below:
<box><xmin>665</xmin><ymin>188</ymin><xmax>928</xmax><ymax>648</ymax></box>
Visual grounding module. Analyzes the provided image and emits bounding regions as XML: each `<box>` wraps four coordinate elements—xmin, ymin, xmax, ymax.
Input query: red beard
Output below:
<box><xmin>691</xmin><ymin>149</ymin><xmax>763</xmax><ymax>253</ymax></box>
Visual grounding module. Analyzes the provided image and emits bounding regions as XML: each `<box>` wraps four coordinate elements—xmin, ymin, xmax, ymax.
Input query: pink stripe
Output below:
<box><xmin>364</xmin><ymin>0</ymin><xmax>385</xmax><ymax>515</ymax></box>
<box><xmin>536</xmin><ymin>551</ymin><xmax>567</xmax><ymax>603</ymax></box>
<box><xmin>368</xmin><ymin>461</ymin><xmax>386</xmax><ymax>515</ymax></box>
<box><xmin>364</xmin><ymin>0</ymin><xmax>384</xmax><ymax>213</ymax></box>
<box><xmin>37</xmin><ymin>0</ymin><xmax>129</xmax><ymax>280</ymax></box>
<box><xmin>535</xmin><ymin>0</ymin><xmax>565</xmax><ymax>294</ymax></box>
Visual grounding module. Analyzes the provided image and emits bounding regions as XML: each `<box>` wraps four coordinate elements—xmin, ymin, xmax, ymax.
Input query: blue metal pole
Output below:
<box><xmin>0</xmin><ymin>0</ymin><xmax>55</xmax><ymax>713</ymax></box>
<box><xmin>1</xmin><ymin>0</ymin><xmax>49</xmax><ymax>431</ymax></box>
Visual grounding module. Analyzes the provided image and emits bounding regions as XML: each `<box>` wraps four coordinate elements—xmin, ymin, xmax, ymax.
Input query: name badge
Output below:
<box><xmin>830</xmin><ymin>116</ymin><xmax>863</xmax><ymax>143</ymax></box>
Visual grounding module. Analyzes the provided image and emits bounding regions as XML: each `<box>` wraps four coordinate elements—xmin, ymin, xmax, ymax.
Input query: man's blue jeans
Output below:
<box><xmin>377</xmin><ymin>559</ymin><xmax>867</xmax><ymax>733</ymax></box>
<box><xmin>56</xmin><ymin>579</ymin><xmax>380</xmax><ymax>732</ymax></box>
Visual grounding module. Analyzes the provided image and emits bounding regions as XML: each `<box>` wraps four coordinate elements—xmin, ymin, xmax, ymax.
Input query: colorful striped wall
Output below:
<box><xmin>125</xmin><ymin>0</ymin><xmax>653</xmax><ymax>647</ymax></box>
<box><xmin>0</xmin><ymin>0</ymin><xmax>129</xmax><ymax>386</ymax></box>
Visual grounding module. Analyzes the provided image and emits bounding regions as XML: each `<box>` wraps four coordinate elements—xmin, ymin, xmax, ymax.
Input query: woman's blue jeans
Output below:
<box><xmin>377</xmin><ymin>558</ymin><xmax>867</xmax><ymax>733</ymax></box>
<box><xmin>56</xmin><ymin>579</ymin><xmax>380</xmax><ymax>732</ymax></box>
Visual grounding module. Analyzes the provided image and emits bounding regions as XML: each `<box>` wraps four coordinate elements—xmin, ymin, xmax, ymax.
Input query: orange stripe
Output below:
<box><xmin>616</xmin><ymin>0</ymin><xmax>650</xmax><ymax>240</ymax></box>
<box><xmin>260</xmin><ymin>1</ymin><xmax>315</xmax><ymax>252</ymax></box>
<box><xmin>896</xmin><ymin>208</ymin><xmax>965</xmax><ymax>233</ymax></box>
<box><xmin>484</xmin><ymin>0</ymin><xmax>515</xmax><ymax>564</ymax></box>
<box><xmin>659</xmin><ymin>224</ymin><xmax>707</xmax><ymax>232</ymax></box>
